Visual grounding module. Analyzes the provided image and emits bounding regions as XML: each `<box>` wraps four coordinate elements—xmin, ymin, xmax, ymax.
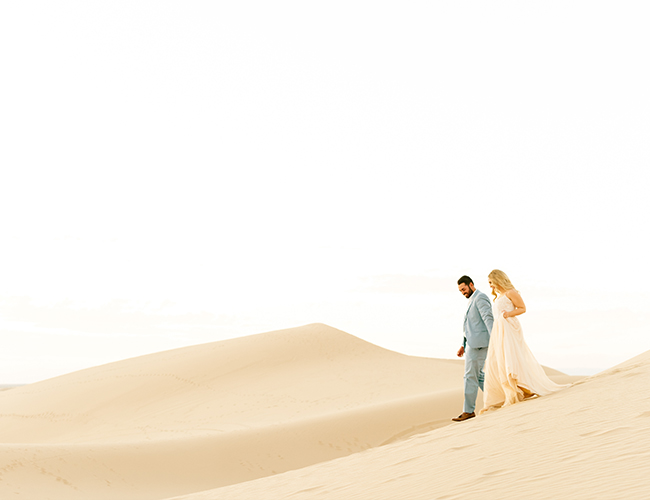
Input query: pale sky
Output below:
<box><xmin>1</xmin><ymin>1</ymin><xmax>649</xmax><ymax>384</ymax></box>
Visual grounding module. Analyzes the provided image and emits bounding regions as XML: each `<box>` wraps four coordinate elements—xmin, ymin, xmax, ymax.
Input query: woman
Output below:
<box><xmin>480</xmin><ymin>270</ymin><xmax>567</xmax><ymax>413</ymax></box>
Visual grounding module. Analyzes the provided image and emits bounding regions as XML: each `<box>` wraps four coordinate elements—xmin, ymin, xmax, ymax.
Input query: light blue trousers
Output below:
<box><xmin>464</xmin><ymin>345</ymin><xmax>488</xmax><ymax>414</ymax></box>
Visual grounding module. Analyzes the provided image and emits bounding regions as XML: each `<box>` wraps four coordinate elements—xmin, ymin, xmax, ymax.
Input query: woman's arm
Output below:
<box><xmin>503</xmin><ymin>289</ymin><xmax>526</xmax><ymax>318</ymax></box>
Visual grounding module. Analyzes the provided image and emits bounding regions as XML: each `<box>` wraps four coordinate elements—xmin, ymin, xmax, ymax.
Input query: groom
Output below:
<box><xmin>453</xmin><ymin>275</ymin><xmax>493</xmax><ymax>422</ymax></box>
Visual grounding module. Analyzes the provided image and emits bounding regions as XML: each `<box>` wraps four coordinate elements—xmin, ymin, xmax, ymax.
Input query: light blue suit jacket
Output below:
<box><xmin>463</xmin><ymin>289</ymin><xmax>494</xmax><ymax>349</ymax></box>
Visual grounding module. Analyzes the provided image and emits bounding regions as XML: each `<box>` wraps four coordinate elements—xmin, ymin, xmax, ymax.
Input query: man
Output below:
<box><xmin>453</xmin><ymin>275</ymin><xmax>494</xmax><ymax>422</ymax></box>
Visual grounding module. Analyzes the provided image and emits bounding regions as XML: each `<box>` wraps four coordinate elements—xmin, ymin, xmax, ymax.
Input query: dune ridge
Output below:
<box><xmin>1</xmin><ymin>323</ymin><xmax>550</xmax><ymax>500</ymax></box>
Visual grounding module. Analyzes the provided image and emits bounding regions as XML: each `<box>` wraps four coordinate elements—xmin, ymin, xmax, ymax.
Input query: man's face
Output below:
<box><xmin>458</xmin><ymin>282</ymin><xmax>475</xmax><ymax>299</ymax></box>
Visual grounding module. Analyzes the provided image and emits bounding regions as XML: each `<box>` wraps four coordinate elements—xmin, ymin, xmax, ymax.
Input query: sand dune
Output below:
<box><xmin>164</xmin><ymin>350</ymin><xmax>650</xmax><ymax>500</ymax></box>
<box><xmin>0</xmin><ymin>323</ymin><xmax>576</xmax><ymax>500</ymax></box>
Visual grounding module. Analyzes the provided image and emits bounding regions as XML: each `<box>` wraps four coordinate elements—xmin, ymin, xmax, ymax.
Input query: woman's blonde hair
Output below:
<box><xmin>488</xmin><ymin>269</ymin><xmax>516</xmax><ymax>301</ymax></box>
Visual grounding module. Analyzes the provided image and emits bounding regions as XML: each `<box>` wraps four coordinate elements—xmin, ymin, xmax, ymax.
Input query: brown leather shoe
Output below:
<box><xmin>452</xmin><ymin>412</ymin><xmax>476</xmax><ymax>422</ymax></box>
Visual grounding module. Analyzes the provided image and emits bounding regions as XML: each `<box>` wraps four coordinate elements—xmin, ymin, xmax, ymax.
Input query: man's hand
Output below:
<box><xmin>457</xmin><ymin>346</ymin><xmax>465</xmax><ymax>357</ymax></box>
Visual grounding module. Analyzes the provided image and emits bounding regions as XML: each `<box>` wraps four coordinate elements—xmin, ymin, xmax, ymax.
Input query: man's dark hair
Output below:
<box><xmin>457</xmin><ymin>275</ymin><xmax>474</xmax><ymax>286</ymax></box>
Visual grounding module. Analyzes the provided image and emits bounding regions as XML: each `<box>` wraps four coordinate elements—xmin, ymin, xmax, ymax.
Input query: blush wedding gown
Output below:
<box><xmin>480</xmin><ymin>293</ymin><xmax>567</xmax><ymax>413</ymax></box>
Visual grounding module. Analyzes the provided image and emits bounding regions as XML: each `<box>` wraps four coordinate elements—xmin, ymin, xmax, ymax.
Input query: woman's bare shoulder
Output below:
<box><xmin>505</xmin><ymin>289</ymin><xmax>522</xmax><ymax>300</ymax></box>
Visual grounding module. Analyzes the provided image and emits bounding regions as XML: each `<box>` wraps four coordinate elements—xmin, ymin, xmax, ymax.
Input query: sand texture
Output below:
<box><xmin>0</xmin><ymin>323</ymin><xmax>581</xmax><ymax>500</ymax></box>
<box><xmin>164</xmin><ymin>348</ymin><xmax>650</xmax><ymax>500</ymax></box>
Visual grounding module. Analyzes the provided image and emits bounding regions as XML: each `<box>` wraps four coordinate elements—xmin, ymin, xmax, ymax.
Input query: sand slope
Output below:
<box><xmin>0</xmin><ymin>323</ymin><xmax>573</xmax><ymax>500</ymax></box>
<box><xmin>165</xmin><ymin>349</ymin><xmax>650</xmax><ymax>500</ymax></box>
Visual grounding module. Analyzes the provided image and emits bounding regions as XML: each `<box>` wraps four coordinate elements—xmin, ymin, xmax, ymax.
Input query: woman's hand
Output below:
<box><xmin>502</xmin><ymin>310</ymin><xmax>510</xmax><ymax>319</ymax></box>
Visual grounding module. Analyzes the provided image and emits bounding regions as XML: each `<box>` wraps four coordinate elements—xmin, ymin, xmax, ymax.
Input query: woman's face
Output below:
<box><xmin>488</xmin><ymin>277</ymin><xmax>499</xmax><ymax>293</ymax></box>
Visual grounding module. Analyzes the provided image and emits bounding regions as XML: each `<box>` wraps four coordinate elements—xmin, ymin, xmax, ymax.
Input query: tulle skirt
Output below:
<box><xmin>480</xmin><ymin>316</ymin><xmax>567</xmax><ymax>413</ymax></box>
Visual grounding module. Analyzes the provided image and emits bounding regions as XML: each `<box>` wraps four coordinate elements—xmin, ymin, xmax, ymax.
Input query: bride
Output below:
<box><xmin>480</xmin><ymin>269</ymin><xmax>567</xmax><ymax>413</ymax></box>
